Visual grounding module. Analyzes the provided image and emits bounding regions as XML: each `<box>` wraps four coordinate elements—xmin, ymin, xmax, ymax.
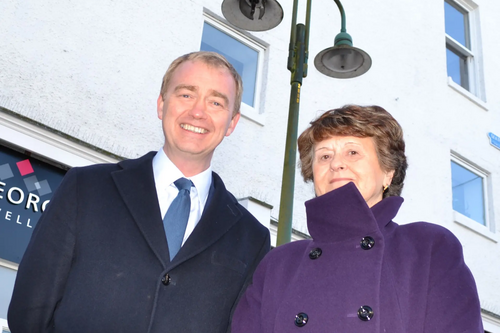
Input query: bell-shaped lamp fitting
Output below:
<box><xmin>221</xmin><ymin>0</ymin><xmax>284</xmax><ymax>31</ymax></box>
<box><xmin>314</xmin><ymin>31</ymin><xmax>371</xmax><ymax>79</ymax></box>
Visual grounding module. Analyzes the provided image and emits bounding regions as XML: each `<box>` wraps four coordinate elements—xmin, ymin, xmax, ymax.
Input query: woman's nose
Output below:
<box><xmin>330</xmin><ymin>154</ymin><xmax>346</xmax><ymax>171</ymax></box>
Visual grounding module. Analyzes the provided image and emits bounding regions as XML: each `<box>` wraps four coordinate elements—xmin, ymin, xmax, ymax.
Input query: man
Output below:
<box><xmin>8</xmin><ymin>51</ymin><xmax>270</xmax><ymax>332</ymax></box>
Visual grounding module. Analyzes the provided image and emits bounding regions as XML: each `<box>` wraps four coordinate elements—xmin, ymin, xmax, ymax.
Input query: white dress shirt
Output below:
<box><xmin>152</xmin><ymin>149</ymin><xmax>212</xmax><ymax>245</ymax></box>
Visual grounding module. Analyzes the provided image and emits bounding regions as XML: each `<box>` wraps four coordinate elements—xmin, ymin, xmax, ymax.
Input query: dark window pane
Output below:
<box><xmin>445</xmin><ymin>1</ymin><xmax>469</xmax><ymax>48</ymax></box>
<box><xmin>201</xmin><ymin>22</ymin><xmax>259</xmax><ymax>107</ymax></box>
<box><xmin>451</xmin><ymin>161</ymin><xmax>485</xmax><ymax>225</ymax></box>
<box><xmin>446</xmin><ymin>47</ymin><xmax>469</xmax><ymax>90</ymax></box>
<box><xmin>0</xmin><ymin>145</ymin><xmax>66</xmax><ymax>263</ymax></box>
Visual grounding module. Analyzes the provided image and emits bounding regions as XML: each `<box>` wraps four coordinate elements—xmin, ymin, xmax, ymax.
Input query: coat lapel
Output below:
<box><xmin>170</xmin><ymin>172</ymin><xmax>242</xmax><ymax>268</ymax></box>
<box><xmin>112</xmin><ymin>152</ymin><xmax>169</xmax><ymax>268</ymax></box>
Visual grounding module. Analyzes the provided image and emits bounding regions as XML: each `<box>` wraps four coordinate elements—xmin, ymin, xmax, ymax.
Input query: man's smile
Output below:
<box><xmin>181</xmin><ymin>123</ymin><xmax>208</xmax><ymax>134</ymax></box>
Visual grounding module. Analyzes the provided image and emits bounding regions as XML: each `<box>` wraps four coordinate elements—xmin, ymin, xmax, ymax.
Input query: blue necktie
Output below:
<box><xmin>163</xmin><ymin>178</ymin><xmax>192</xmax><ymax>260</ymax></box>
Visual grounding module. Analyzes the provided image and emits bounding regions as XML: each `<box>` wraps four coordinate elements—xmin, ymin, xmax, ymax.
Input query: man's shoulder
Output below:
<box><xmin>211</xmin><ymin>172</ymin><xmax>269</xmax><ymax>234</ymax></box>
<box><xmin>71</xmin><ymin>152</ymin><xmax>155</xmax><ymax>175</ymax></box>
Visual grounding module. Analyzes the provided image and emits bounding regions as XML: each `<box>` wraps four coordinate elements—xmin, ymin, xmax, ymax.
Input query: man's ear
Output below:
<box><xmin>157</xmin><ymin>94</ymin><xmax>164</xmax><ymax>120</ymax></box>
<box><xmin>225</xmin><ymin>112</ymin><xmax>241</xmax><ymax>137</ymax></box>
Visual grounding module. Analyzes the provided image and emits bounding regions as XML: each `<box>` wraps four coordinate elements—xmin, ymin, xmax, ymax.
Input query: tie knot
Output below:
<box><xmin>174</xmin><ymin>178</ymin><xmax>192</xmax><ymax>192</ymax></box>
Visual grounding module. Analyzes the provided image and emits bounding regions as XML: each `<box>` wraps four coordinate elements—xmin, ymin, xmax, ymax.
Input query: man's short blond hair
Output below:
<box><xmin>160</xmin><ymin>51</ymin><xmax>243</xmax><ymax>116</ymax></box>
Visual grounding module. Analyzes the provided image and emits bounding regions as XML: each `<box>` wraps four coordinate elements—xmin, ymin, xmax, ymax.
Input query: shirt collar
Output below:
<box><xmin>153</xmin><ymin>149</ymin><xmax>212</xmax><ymax>206</ymax></box>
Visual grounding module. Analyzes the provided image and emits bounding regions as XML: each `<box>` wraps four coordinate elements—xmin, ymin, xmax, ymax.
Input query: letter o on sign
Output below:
<box><xmin>7</xmin><ymin>187</ymin><xmax>25</xmax><ymax>205</ymax></box>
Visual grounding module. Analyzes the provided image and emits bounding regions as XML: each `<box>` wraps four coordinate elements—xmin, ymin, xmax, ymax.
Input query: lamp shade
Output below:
<box><xmin>314</xmin><ymin>44</ymin><xmax>372</xmax><ymax>79</ymax></box>
<box><xmin>221</xmin><ymin>0</ymin><xmax>284</xmax><ymax>31</ymax></box>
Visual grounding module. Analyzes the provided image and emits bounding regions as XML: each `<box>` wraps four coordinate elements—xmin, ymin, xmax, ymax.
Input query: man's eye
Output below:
<box><xmin>211</xmin><ymin>100</ymin><xmax>226</xmax><ymax>108</ymax></box>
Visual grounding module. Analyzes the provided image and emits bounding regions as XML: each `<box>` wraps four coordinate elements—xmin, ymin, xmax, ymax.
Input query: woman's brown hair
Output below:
<box><xmin>297</xmin><ymin>105</ymin><xmax>408</xmax><ymax>197</ymax></box>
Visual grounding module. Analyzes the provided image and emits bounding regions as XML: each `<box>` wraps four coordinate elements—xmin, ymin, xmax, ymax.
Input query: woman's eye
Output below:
<box><xmin>348</xmin><ymin>150</ymin><xmax>358</xmax><ymax>155</ymax></box>
<box><xmin>321</xmin><ymin>154</ymin><xmax>330</xmax><ymax>160</ymax></box>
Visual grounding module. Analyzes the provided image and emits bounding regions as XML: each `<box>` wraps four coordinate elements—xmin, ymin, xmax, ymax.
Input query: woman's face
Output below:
<box><xmin>312</xmin><ymin>135</ymin><xmax>394</xmax><ymax>207</ymax></box>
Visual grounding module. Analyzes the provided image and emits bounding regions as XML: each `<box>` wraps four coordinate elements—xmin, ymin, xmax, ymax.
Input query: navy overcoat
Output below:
<box><xmin>232</xmin><ymin>182</ymin><xmax>483</xmax><ymax>332</ymax></box>
<box><xmin>8</xmin><ymin>152</ymin><xmax>270</xmax><ymax>333</ymax></box>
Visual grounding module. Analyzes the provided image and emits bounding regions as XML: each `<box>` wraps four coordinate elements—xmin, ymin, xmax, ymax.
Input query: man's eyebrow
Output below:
<box><xmin>174</xmin><ymin>84</ymin><xmax>198</xmax><ymax>93</ymax></box>
<box><xmin>209</xmin><ymin>90</ymin><xmax>229</xmax><ymax>106</ymax></box>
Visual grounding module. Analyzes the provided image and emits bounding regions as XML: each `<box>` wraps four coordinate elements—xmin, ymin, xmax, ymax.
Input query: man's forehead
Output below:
<box><xmin>175</xmin><ymin>59</ymin><xmax>230</xmax><ymax>76</ymax></box>
<box><xmin>170</xmin><ymin>61</ymin><xmax>235</xmax><ymax>90</ymax></box>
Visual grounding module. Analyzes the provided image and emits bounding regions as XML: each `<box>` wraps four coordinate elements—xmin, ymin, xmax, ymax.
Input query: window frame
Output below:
<box><xmin>445</xmin><ymin>0</ymin><xmax>471</xmax><ymax>89</ymax></box>
<box><xmin>482</xmin><ymin>309</ymin><xmax>500</xmax><ymax>333</ymax></box>
<box><xmin>1</xmin><ymin>318</ymin><xmax>10</xmax><ymax>332</ymax></box>
<box><xmin>202</xmin><ymin>12</ymin><xmax>267</xmax><ymax>125</ymax></box>
<box><xmin>450</xmin><ymin>154</ymin><xmax>497</xmax><ymax>242</ymax></box>
<box><xmin>444</xmin><ymin>0</ymin><xmax>486</xmax><ymax>104</ymax></box>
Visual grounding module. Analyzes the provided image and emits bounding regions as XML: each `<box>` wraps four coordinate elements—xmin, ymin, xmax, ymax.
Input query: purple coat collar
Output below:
<box><xmin>305</xmin><ymin>182</ymin><xmax>404</xmax><ymax>242</ymax></box>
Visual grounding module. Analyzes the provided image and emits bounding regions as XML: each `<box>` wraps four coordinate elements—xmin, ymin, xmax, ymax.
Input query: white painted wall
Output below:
<box><xmin>1</xmin><ymin>0</ymin><xmax>499</xmax><ymax>324</ymax></box>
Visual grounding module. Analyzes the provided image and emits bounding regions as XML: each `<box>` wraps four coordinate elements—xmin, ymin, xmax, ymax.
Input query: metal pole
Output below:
<box><xmin>334</xmin><ymin>0</ymin><xmax>347</xmax><ymax>32</ymax></box>
<box><xmin>276</xmin><ymin>0</ymin><xmax>310</xmax><ymax>246</ymax></box>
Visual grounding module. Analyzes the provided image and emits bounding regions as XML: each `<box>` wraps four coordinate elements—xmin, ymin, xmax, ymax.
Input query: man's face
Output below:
<box><xmin>157</xmin><ymin>60</ymin><xmax>240</xmax><ymax>173</ymax></box>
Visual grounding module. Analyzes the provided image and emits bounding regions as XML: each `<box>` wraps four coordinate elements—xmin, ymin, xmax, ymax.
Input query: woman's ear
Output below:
<box><xmin>384</xmin><ymin>170</ymin><xmax>395</xmax><ymax>187</ymax></box>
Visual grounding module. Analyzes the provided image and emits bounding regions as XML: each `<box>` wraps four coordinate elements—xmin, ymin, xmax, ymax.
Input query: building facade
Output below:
<box><xmin>1</xmin><ymin>0</ymin><xmax>499</xmax><ymax>331</ymax></box>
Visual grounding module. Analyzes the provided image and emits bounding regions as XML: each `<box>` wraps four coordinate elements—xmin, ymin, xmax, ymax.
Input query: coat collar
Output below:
<box><xmin>111</xmin><ymin>152</ymin><xmax>243</xmax><ymax>269</ymax></box>
<box><xmin>169</xmin><ymin>172</ymin><xmax>243</xmax><ymax>269</ymax></box>
<box><xmin>305</xmin><ymin>182</ymin><xmax>404</xmax><ymax>243</ymax></box>
<box><xmin>112</xmin><ymin>152</ymin><xmax>170</xmax><ymax>266</ymax></box>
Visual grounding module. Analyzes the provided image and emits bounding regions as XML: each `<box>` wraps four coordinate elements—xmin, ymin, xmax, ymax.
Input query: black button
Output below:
<box><xmin>161</xmin><ymin>274</ymin><xmax>171</xmax><ymax>286</ymax></box>
<box><xmin>294</xmin><ymin>312</ymin><xmax>308</xmax><ymax>327</ymax></box>
<box><xmin>360</xmin><ymin>236</ymin><xmax>375</xmax><ymax>250</ymax></box>
<box><xmin>309</xmin><ymin>248</ymin><xmax>322</xmax><ymax>259</ymax></box>
<box><xmin>357</xmin><ymin>305</ymin><xmax>374</xmax><ymax>321</ymax></box>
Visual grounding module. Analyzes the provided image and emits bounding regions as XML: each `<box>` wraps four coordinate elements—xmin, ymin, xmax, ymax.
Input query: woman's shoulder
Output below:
<box><xmin>393</xmin><ymin>221</ymin><xmax>462</xmax><ymax>248</ymax></box>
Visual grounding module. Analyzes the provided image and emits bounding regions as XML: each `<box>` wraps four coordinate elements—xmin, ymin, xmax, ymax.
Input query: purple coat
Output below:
<box><xmin>232</xmin><ymin>182</ymin><xmax>483</xmax><ymax>332</ymax></box>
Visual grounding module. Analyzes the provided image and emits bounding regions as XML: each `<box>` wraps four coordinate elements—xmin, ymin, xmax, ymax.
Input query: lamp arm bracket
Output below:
<box><xmin>334</xmin><ymin>0</ymin><xmax>347</xmax><ymax>32</ymax></box>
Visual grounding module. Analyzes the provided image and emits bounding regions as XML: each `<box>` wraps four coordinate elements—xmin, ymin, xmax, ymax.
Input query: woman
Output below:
<box><xmin>232</xmin><ymin>105</ymin><xmax>483</xmax><ymax>332</ymax></box>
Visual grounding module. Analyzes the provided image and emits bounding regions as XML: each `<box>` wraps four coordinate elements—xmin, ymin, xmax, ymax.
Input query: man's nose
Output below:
<box><xmin>188</xmin><ymin>99</ymin><xmax>207</xmax><ymax>119</ymax></box>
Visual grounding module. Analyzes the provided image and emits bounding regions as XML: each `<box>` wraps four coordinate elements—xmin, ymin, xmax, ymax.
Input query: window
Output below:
<box><xmin>0</xmin><ymin>143</ymin><xmax>67</xmax><ymax>264</ymax></box>
<box><xmin>445</xmin><ymin>1</ymin><xmax>470</xmax><ymax>89</ymax></box>
<box><xmin>201</xmin><ymin>14</ymin><xmax>266</xmax><ymax>124</ymax></box>
<box><xmin>450</xmin><ymin>155</ymin><xmax>495</xmax><ymax>240</ymax></box>
<box><xmin>451</xmin><ymin>160</ymin><xmax>486</xmax><ymax>225</ymax></box>
<box><xmin>0</xmin><ymin>107</ymin><xmax>120</xmax><ymax>270</ymax></box>
<box><xmin>444</xmin><ymin>0</ymin><xmax>485</xmax><ymax>101</ymax></box>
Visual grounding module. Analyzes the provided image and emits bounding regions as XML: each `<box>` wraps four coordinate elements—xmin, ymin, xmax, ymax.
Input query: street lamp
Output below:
<box><xmin>221</xmin><ymin>0</ymin><xmax>371</xmax><ymax>245</ymax></box>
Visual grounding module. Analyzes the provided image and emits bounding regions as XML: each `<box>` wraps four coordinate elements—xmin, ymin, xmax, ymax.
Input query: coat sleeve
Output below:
<box><xmin>227</xmin><ymin>229</ymin><xmax>270</xmax><ymax>333</ymax></box>
<box><xmin>423</xmin><ymin>226</ymin><xmax>483</xmax><ymax>332</ymax></box>
<box><xmin>7</xmin><ymin>168</ymin><xmax>79</xmax><ymax>333</ymax></box>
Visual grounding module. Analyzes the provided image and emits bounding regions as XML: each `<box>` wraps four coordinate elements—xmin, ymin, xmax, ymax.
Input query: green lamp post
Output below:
<box><xmin>221</xmin><ymin>0</ymin><xmax>372</xmax><ymax>245</ymax></box>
